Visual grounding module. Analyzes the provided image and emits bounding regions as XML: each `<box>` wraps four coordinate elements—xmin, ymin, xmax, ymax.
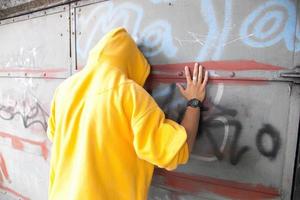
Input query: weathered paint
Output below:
<box><xmin>0</xmin><ymin>131</ymin><xmax>49</xmax><ymax>159</ymax></box>
<box><xmin>153</xmin><ymin>169</ymin><xmax>280</xmax><ymax>199</ymax></box>
<box><xmin>152</xmin><ymin>60</ymin><xmax>285</xmax><ymax>71</ymax></box>
<box><xmin>0</xmin><ymin>0</ymin><xmax>299</xmax><ymax>199</ymax></box>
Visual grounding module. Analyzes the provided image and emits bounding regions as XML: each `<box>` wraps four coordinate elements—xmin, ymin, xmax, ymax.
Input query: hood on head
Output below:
<box><xmin>86</xmin><ymin>27</ymin><xmax>150</xmax><ymax>86</ymax></box>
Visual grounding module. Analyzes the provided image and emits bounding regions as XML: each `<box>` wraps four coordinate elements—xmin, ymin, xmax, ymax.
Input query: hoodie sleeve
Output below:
<box><xmin>47</xmin><ymin>89</ymin><xmax>58</xmax><ymax>142</ymax></box>
<box><xmin>126</xmin><ymin>83</ymin><xmax>189</xmax><ymax>170</ymax></box>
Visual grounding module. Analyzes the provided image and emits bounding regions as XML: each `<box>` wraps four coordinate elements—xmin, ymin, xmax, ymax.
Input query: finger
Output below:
<box><xmin>201</xmin><ymin>70</ymin><xmax>209</xmax><ymax>88</ymax></box>
<box><xmin>193</xmin><ymin>63</ymin><xmax>198</xmax><ymax>85</ymax></box>
<box><xmin>185</xmin><ymin>66</ymin><xmax>192</xmax><ymax>84</ymax></box>
<box><xmin>176</xmin><ymin>83</ymin><xmax>185</xmax><ymax>95</ymax></box>
<box><xmin>198</xmin><ymin>64</ymin><xmax>203</xmax><ymax>85</ymax></box>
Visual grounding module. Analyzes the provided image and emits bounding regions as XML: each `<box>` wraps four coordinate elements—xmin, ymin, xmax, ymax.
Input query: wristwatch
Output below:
<box><xmin>187</xmin><ymin>98</ymin><xmax>203</xmax><ymax>109</ymax></box>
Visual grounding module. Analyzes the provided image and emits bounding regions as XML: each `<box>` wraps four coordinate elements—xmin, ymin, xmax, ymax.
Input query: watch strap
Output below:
<box><xmin>187</xmin><ymin>98</ymin><xmax>203</xmax><ymax>108</ymax></box>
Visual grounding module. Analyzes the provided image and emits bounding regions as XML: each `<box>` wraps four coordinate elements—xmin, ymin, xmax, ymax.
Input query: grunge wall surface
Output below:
<box><xmin>0</xmin><ymin>0</ymin><xmax>299</xmax><ymax>199</ymax></box>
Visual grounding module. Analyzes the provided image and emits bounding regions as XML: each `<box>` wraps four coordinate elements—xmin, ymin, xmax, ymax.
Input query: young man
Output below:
<box><xmin>47</xmin><ymin>27</ymin><xmax>208</xmax><ymax>200</ymax></box>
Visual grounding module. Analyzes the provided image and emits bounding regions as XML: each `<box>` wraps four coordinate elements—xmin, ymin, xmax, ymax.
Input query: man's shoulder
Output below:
<box><xmin>56</xmin><ymin>71</ymin><xmax>81</xmax><ymax>91</ymax></box>
<box><xmin>117</xmin><ymin>80</ymin><xmax>148</xmax><ymax>95</ymax></box>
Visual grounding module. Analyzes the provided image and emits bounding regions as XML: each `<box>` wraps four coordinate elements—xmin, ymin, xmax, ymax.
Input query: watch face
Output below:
<box><xmin>187</xmin><ymin>99</ymin><xmax>202</xmax><ymax>108</ymax></box>
<box><xmin>188</xmin><ymin>99</ymin><xmax>201</xmax><ymax>108</ymax></box>
<box><xmin>191</xmin><ymin>100</ymin><xmax>198</xmax><ymax>106</ymax></box>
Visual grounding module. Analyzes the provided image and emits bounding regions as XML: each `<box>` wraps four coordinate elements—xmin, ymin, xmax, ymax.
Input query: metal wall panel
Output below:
<box><xmin>72</xmin><ymin>0</ymin><xmax>300</xmax><ymax>199</ymax></box>
<box><xmin>0</xmin><ymin>78</ymin><xmax>63</xmax><ymax>200</ymax></box>
<box><xmin>0</xmin><ymin>0</ymin><xmax>298</xmax><ymax>199</ymax></box>
<box><xmin>0</xmin><ymin>0</ymin><xmax>71</xmax><ymax>19</ymax></box>
<box><xmin>0</xmin><ymin>5</ymin><xmax>70</xmax><ymax>78</ymax></box>
<box><xmin>291</xmin><ymin>0</ymin><xmax>300</xmax><ymax>199</ymax></box>
<box><xmin>0</xmin><ymin>4</ymin><xmax>69</xmax><ymax>200</ymax></box>
<box><xmin>149</xmin><ymin>81</ymin><xmax>300</xmax><ymax>200</ymax></box>
<box><xmin>74</xmin><ymin>0</ymin><xmax>299</xmax><ymax>71</ymax></box>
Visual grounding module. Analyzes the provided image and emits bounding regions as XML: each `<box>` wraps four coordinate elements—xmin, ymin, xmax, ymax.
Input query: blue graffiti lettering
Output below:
<box><xmin>140</xmin><ymin>20</ymin><xmax>177</xmax><ymax>58</ymax></box>
<box><xmin>212</xmin><ymin>0</ymin><xmax>232</xmax><ymax>60</ymax></box>
<box><xmin>197</xmin><ymin>0</ymin><xmax>219</xmax><ymax>61</ymax></box>
<box><xmin>77</xmin><ymin>2</ymin><xmax>144</xmax><ymax>59</ymax></box>
<box><xmin>240</xmin><ymin>0</ymin><xmax>297</xmax><ymax>52</ymax></box>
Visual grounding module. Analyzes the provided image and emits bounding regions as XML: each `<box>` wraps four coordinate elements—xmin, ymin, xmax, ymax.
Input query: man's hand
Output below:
<box><xmin>177</xmin><ymin>62</ymin><xmax>209</xmax><ymax>153</ymax></box>
<box><xmin>176</xmin><ymin>63</ymin><xmax>208</xmax><ymax>102</ymax></box>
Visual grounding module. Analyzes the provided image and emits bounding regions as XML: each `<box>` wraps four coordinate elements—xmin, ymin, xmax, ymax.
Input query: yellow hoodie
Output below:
<box><xmin>47</xmin><ymin>27</ymin><xmax>189</xmax><ymax>200</ymax></box>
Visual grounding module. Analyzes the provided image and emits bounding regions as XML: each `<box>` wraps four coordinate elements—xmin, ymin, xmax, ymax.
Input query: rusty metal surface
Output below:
<box><xmin>0</xmin><ymin>0</ymin><xmax>299</xmax><ymax>199</ymax></box>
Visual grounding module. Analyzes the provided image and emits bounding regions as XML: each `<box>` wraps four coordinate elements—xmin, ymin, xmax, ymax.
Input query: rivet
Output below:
<box><xmin>178</xmin><ymin>71</ymin><xmax>184</xmax><ymax>76</ymax></box>
<box><xmin>230</xmin><ymin>72</ymin><xmax>235</xmax><ymax>77</ymax></box>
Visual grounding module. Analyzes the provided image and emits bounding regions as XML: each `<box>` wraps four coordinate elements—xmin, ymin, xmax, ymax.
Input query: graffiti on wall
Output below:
<box><xmin>0</xmin><ymin>47</ymin><xmax>39</xmax><ymax>69</ymax></box>
<box><xmin>0</xmin><ymin>100</ymin><xmax>48</xmax><ymax>131</ymax></box>
<box><xmin>77</xmin><ymin>1</ymin><xmax>177</xmax><ymax>59</ymax></box>
<box><xmin>77</xmin><ymin>0</ymin><xmax>300</xmax><ymax>63</ymax></box>
<box><xmin>0</xmin><ymin>79</ymin><xmax>51</xmax><ymax>199</ymax></box>
<box><xmin>151</xmin><ymin>83</ymin><xmax>282</xmax><ymax>165</ymax></box>
<box><xmin>74</xmin><ymin>2</ymin><xmax>297</xmax><ymax>198</ymax></box>
<box><xmin>0</xmin><ymin>79</ymin><xmax>51</xmax><ymax>157</ymax></box>
<box><xmin>240</xmin><ymin>0</ymin><xmax>299</xmax><ymax>51</ymax></box>
<box><xmin>0</xmin><ymin>0</ymin><xmax>298</xmax><ymax>199</ymax></box>
<box><xmin>75</xmin><ymin>0</ymin><xmax>295</xmax><ymax>170</ymax></box>
<box><xmin>0</xmin><ymin>79</ymin><xmax>49</xmax><ymax>132</ymax></box>
<box><xmin>0</xmin><ymin>152</ymin><xmax>30</xmax><ymax>200</ymax></box>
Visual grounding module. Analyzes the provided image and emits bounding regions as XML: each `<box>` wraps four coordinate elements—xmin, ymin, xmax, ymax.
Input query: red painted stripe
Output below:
<box><xmin>152</xmin><ymin>60</ymin><xmax>285</xmax><ymax>71</ymax></box>
<box><xmin>0</xmin><ymin>67</ymin><xmax>67</xmax><ymax>74</ymax></box>
<box><xmin>148</xmin><ymin>75</ymin><xmax>269</xmax><ymax>85</ymax></box>
<box><xmin>153</xmin><ymin>170</ymin><xmax>280</xmax><ymax>199</ymax></box>
<box><xmin>0</xmin><ymin>184</ymin><xmax>29</xmax><ymax>200</ymax></box>
<box><xmin>0</xmin><ymin>153</ymin><xmax>10</xmax><ymax>182</ymax></box>
<box><xmin>0</xmin><ymin>131</ymin><xmax>48</xmax><ymax>159</ymax></box>
<box><xmin>78</xmin><ymin>60</ymin><xmax>285</xmax><ymax>72</ymax></box>
<box><xmin>149</xmin><ymin>60</ymin><xmax>285</xmax><ymax>85</ymax></box>
<box><xmin>2</xmin><ymin>60</ymin><xmax>283</xmax><ymax>74</ymax></box>
<box><xmin>79</xmin><ymin>60</ymin><xmax>281</xmax><ymax>85</ymax></box>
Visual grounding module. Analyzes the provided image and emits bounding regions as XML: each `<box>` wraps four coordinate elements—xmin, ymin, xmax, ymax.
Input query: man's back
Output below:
<box><xmin>47</xmin><ymin>28</ymin><xmax>189</xmax><ymax>200</ymax></box>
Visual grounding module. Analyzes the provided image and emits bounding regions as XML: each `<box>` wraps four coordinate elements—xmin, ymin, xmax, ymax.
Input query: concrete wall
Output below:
<box><xmin>0</xmin><ymin>0</ymin><xmax>299</xmax><ymax>199</ymax></box>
